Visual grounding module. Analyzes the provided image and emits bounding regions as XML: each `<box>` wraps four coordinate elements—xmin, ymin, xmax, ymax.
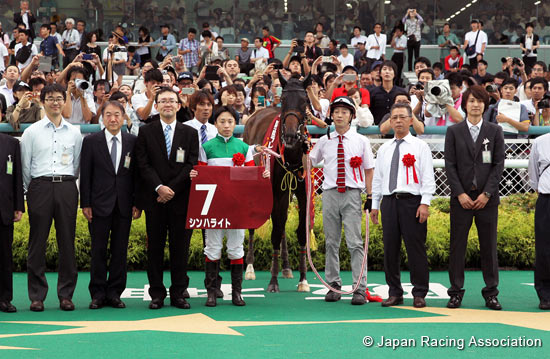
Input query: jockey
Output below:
<box><xmin>309</xmin><ymin>96</ymin><xmax>382</xmax><ymax>304</ymax></box>
<box><xmin>190</xmin><ymin>106</ymin><xmax>269</xmax><ymax>307</ymax></box>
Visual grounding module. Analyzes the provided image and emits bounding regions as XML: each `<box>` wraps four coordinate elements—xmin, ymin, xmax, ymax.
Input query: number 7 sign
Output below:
<box><xmin>186</xmin><ymin>166</ymin><xmax>273</xmax><ymax>229</ymax></box>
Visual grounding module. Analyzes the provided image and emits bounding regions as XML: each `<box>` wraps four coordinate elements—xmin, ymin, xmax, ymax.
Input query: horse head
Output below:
<box><xmin>279</xmin><ymin>75</ymin><xmax>309</xmax><ymax>151</ymax></box>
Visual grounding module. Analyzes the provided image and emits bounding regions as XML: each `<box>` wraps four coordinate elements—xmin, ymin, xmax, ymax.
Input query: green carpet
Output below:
<box><xmin>0</xmin><ymin>271</ymin><xmax>549</xmax><ymax>358</ymax></box>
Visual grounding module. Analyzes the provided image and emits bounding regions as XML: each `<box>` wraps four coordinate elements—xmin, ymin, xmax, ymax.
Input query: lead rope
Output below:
<box><xmin>305</xmin><ymin>155</ymin><xmax>370</xmax><ymax>295</ymax></box>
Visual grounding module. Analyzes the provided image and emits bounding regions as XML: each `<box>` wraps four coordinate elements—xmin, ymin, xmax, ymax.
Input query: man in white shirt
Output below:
<box><xmin>337</xmin><ymin>44</ymin><xmax>354</xmax><ymax>67</ymax></box>
<box><xmin>131</xmin><ymin>69</ymin><xmax>163</xmax><ymax>121</ymax></box>
<box><xmin>0</xmin><ymin>65</ymin><xmax>20</xmax><ymax>106</ymax></box>
<box><xmin>14</xmin><ymin>29</ymin><xmax>37</xmax><ymax>71</ymax></box>
<box><xmin>50</xmin><ymin>23</ymin><xmax>63</xmax><ymax>45</ymax></box>
<box><xmin>20</xmin><ymin>83</ymin><xmax>83</xmax><ymax>312</ymax></box>
<box><xmin>184</xmin><ymin>90</ymin><xmax>217</xmax><ymax>147</ymax></box>
<box><xmin>250</xmin><ymin>37</ymin><xmax>269</xmax><ymax>65</ymax></box>
<box><xmin>0</xmin><ymin>41</ymin><xmax>8</xmax><ymax>73</ymax></box>
<box><xmin>61</xmin><ymin>18</ymin><xmax>80</xmax><ymax>68</ymax></box>
<box><xmin>61</xmin><ymin>67</ymin><xmax>96</xmax><ymax>124</ymax></box>
<box><xmin>371</xmin><ymin>102</ymin><xmax>435</xmax><ymax>309</ymax></box>
<box><xmin>310</xmin><ymin>96</ymin><xmax>376</xmax><ymax>306</ymax></box>
<box><xmin>365</xmin><ymin>23</ymin><xmax>386</xmax><ymax>65</ymax></box>
<box><xmin>350</xmin><ymin>26</ymin><xmax>368</xmax><ymax>47</ymax></box>
<box><xmin>463</xmin><ymin>19</ymin><xmax>487</xmax><ymax>69</ymax></box>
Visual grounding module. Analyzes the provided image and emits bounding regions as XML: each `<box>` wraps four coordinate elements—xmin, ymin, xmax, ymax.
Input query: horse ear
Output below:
<box><xmin>278</xmin><ymin>71</ymin><xmax>287</xmax><ymax>89</ymax></box>
<box><xmin>302</xmin><ymin>74</ymin><xmax>312</xmax><ymax>89</ymax></box>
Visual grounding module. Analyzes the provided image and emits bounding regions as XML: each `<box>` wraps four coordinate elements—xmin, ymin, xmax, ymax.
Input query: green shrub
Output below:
<box><xmin>11</xmin><ymin>194</ymin><xmax>536</xmax><ymax>272</ymax></box>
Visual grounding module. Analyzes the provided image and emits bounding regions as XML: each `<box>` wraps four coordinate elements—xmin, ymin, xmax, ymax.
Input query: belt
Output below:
<box><xmin>384</xmin><ymin>193</ymin><xmax>419</xmax><ymax>199</ymax></box>
<box><xmin>540</xmin><ymin>193</ymin><xmax>550</xmax><ymax>198</ymax></box>
<box><xmin>35</xmin><ymin>175</ymin><xmax>76</xmax><ymax>183</ymax></box>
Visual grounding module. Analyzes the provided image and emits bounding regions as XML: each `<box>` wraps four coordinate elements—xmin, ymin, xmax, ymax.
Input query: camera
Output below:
<box><xmin>486</xmin><ymin>84</ymin><xmax>499</xmax><ymax>93</ymax></box>
<box><xmin>113</xmin><ymin>46</ymin><xmax>127</xmax><ymax>53</ymax></box>
<box><xmin>500</xmin><ymin>57</ymin><xmax>522</xmax><ymax>66</ymax></box>
<box><xmin>430</xmin><ymin>86</ymin><xmax>443</xmax><ymax>96</ymax></box>
<box><xmin>75</xmin><ymin>79</ymin><xmax>90</xmax><ymax>92</ymax></box>
<box><xmin>539</xmin><ymin>93</ymin><xmax>550</xmax><ymax>109</ymax></box>
<box><xmin>414</xmin><ymin>82</ymin><xmax>424</xmax><ymax>90</ymax></box>
<box><xmin>294</xmin><ymin>39</ymin><xmax>305</xmax><ymax>54</ymax></box>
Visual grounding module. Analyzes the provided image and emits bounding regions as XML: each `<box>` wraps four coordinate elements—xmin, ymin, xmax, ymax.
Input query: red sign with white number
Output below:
<box><xmin>186</xmin><ymin>166</ymin><xmax>273</xmax><ymax>229</ymax></box>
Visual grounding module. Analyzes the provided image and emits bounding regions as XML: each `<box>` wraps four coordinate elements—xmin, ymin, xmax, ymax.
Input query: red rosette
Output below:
<box><xmin>401</xmin><ymin>153</ymin><xmax>418</xmax><ymax>184</ymax></box>
<box><xmin>349</xmin><ymin>156</ymin><xmax>363</xmax><ymax>183</ymax></box>
<box><xmin>232</xmin><ymin>152</ymin><xmax>245</xmax><ymax>166</ymax></box>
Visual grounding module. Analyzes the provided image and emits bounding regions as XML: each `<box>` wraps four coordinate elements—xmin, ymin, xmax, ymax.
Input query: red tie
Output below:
<box><xmin>337</xmin><ymin>135</ymin><xmax>346</xmax><ymax>193</ymax></box>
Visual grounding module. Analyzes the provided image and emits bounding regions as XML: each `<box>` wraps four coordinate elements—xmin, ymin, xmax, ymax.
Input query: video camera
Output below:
<box><xmin>539</xmin><ymin>93</ymin><xmax>550</xmax><ymax>109</ymax></box>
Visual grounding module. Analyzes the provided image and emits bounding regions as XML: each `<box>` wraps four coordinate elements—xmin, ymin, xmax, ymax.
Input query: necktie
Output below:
<box><xmin>200</xmin><ymin>124</ymin><xmax>208</xmax><ymax>145</ymax></box>
<box><xmin>337</xmin><ymin>135</ymin><xmax>346</xmax><ymax>193</ymax></box>
<box><xmin>389</xmin><ymin>139</ymin><xmax>404</xmax><ymax>193</ymax></box>
<box><xmin>110</xmin><ymin>136</ymin><xmax>118</xmax><ymax>170</ymax></box>
<box><xmin>470</xmin><ymin>125</ymin><xmax>479</xmax><ymax>143</ymax></box>
<box><xmin>164</xmin><ymin>124</ymin><xmax>172</xmax><ymax>158</ymax></box>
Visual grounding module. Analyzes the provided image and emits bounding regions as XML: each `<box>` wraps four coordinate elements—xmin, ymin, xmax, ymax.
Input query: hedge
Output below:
<box><xmin>11</xmin><ymin>193</ymin><xmax>537</xmax><ymax>272</ymax></box>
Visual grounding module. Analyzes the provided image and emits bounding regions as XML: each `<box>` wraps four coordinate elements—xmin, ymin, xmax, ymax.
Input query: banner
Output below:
<box><xmin>186</xmin><ymin>166</ymin><xmax>273</xmax><ymax>229</ymax></box>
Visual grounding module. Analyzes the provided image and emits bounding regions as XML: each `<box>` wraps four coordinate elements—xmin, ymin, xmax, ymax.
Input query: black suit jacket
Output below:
<box><xmin>13</xmin><ymin>11</ymin><xmax>36</xmax><ymax>39</ymax></box>
<box><xmin>80</xmin><ymin>130</ymin><xmax>137</xmax><ymax>217</ymax></box>
<box><xmin>135</xmin><ymin>120</ymin><xmax>199</xmax><ymax>214</ymax></box>
<box><xmin>444</xmin><ymin>119</ymin><xmax>505</xmax><ymax>206</ymax></box>
<box><xmin>0</xmin><ymin>134</ymin><xmax>25</xmax><ymax>226</ymax></box>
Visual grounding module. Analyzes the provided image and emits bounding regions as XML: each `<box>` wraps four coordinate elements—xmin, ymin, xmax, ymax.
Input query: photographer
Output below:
<box><xmin>282</xmin><ymin>40</ymin><xmax>310</xmax><ymax>76</ymax></box>
<box><xmin>62</xmin><ymin>66</ymin><xmax>96</xmax><ymax>124</ymax></box>
<box><xmin>501</xmin><ymin>57</ymin><xmax>528</xmax><ymax>84</ymax></box>
<box><xmin>402</xmin><ymin>8</ymin><xmax>423</xmax><ymax>71</ymax></box>
<box><xmin>131</xmin><ymin>68</ymin><xmax>163</xmax><ymax>122</ymax></box>
<box><xmin>108</xmin><ymin>32</ymin><xmax>128</xmax><ymax>77</ymax></box>
<box><xmin>520</xmin><ymin>23</ymin><xmax>540</xmax><ymax>69</ymax></box>
<box><xmin>61</xmin><ymin>18</ymin><xmax>80</xmax><ymax>68</ymax></box>
<box><xmin>521</xmin><ymin>77</ymin><xmax>550</xmax><ymax>126</ymax></box>
<box><xmin>5</xmin><ymin>80</ymin><xmax>43</xmax><ymax>130</ymax></box>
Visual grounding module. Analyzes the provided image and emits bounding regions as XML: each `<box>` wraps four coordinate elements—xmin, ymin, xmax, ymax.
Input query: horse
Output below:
<box><xmin>243</xmin><ymin>76</ymin><xmax>311</xmax><ymax>293</ymax></box>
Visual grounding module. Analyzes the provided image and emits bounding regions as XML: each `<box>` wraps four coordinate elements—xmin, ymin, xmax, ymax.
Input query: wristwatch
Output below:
<box><xmin>484</xmin><ymin>191</ymin><xmax>492</xmax><ymax>199</ymax></box>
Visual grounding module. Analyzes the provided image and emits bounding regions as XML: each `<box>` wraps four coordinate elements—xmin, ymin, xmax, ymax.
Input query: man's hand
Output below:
<box><xmin>189</xmin><ymin>169</ymin><xmax>198</xmax><ymax>179</ymax></box>
<box><xmin>370</xmin><ymin>209</ymin><xmax>379</xmax><ymax>224</ymax></box>
<box><xmin>157</xmin><ymin>185</ymin><xmax>175</xmax><ymax>203</ymax></box>
<box><xmin>13</xmin><ymin>211</ymin><xmax>23</xmax><ymax>222</ymax></box>
<box><xmin>458</xmin><ymin>193</ymin><xmax>474</xmax><ymax>209</ymax></box>
<box><xmin>82</xmin><ymin>207</ymin><xmax>93</xmax><ymax>223</ymax></box>
<box><xmin>416</xmin><ymin>204</ymin><xmax>429</xmax><ymax>223</ymax></box>
<box><xmin>472</xmin><ymin>193</ymin><xmax>490</xmax><ymax>210</ymax></box>
<box><xmin>495</xmin><ymin>113</ymin><xmax>509</xmax><ymax>123</ymax></box>
<box><xmin>132</xmin><ymin>206</ymin><xmax>141</xmax><ymax>219</ymax></box>
<box><xmin>262</xmin><ymin>169</ymin><xmax>270</xmax><ymax>178</ymax></box>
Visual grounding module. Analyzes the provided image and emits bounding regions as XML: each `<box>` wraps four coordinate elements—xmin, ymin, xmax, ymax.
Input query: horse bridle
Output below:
<box><xmin>279</xmin><ymin>88</ymin><xmax>308</xmax><ymax>148</ymax></box>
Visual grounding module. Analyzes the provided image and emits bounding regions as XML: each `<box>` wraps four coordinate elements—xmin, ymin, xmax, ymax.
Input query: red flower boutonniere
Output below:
<box><xmin>349</xmin><ymin>156</ymin><xmax>363</xmax><ymax>182</ymax></box>
<box><xmin>402</xmin><ymin>153</ymin><xmax>419</xmax><ymax>185</ymax></box>
<box><xmin>232</xmin><ymin>153</ymin><xmax>245</xmax><ymax>166</ymax></box>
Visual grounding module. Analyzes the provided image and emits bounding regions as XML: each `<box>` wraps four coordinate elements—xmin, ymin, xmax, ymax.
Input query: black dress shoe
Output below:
<box><xmin>324</xmin><ymin>282</ymin><xmax>341</xmax><ymax>302</ymax></box>
<box><xmin>170</xmin><ymin>297</ymin><xmax>191</xmax><ymax>309</ymax></box>
<box><xmin>89</xmin><ymin>298</ymin><xmax>104</xmax><ymax>309</ymax></box>
<box><xmin>30</xmin><ymin>300</ymin><xmax>44</xmax><ymax>312</ymax></box>
<box><xmin>109</xmin><ymin>298</ymin><xmax>126</xmax><ymax>309</ymax></box>
<box><xmin>447</xmin><ymin>295</ymin><xmax>462</xmax><ymax>309</ymax></box>
<box><xmin>381</xmin><ymin>296</ymin><xmax>403</xmax><ymax>307</ymax></box>
<box><xmin>149</xmin><ymin>298</ymin><xmax>164</xmax><ymax>309</ymax></box>
<box><xmin>351</xmin><ymin>291</ymin><xmax>366</xmax><ymax>305</ymax></box>
<box><xmin>413</xmin><ymin>297</ymin><xmax>426</xmax><ymax>308</ymax></box>
<box><xmin>60</xmin><ymin>298</ymin><xmax>75</xmax><ymax>311</ymax></box>
<box><xmin>0</xmin><ymin>301</ymin><xmax>17</xmax><ymax>313</ymax></box>
<box><xmin>539</xmin><ymin>300</ymin><xmax>550</xmax><ymax>310</ymax></box>
<box><xmin>485</xmin><ymin>296</ymin><xmax>502</xmax><ymax>310</ymax></box>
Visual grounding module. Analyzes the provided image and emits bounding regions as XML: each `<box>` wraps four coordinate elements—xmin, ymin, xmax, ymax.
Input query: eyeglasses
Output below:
<box><xmin>390</xmin><ymin>115</ymin><xmax>410</xmax><ymax>120</ymax></box>
<box><xmin>158</xmin><ymin>100</ymin><xmax>179</xmax><ymax>105</ymax></box>
<box><xmin>44</xmin><ymin>97</ymin><xmax>64</xmax><ymax>103</ymax></box>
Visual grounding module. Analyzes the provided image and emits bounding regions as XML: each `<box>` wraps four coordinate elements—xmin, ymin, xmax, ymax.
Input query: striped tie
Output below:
<box><xmin>337</xmin><ymin>135</ymin><xmax>346</xmax><ymax>193</ymax></box>
<box><xmin>164</xmin><ymin>124</ymin><xmax>172</xmax><ymax>158</ymax></box>
<box><xmin>200</xmin><ymin>124</ymin><xmax>208</xmax><ymax>145</ymax></box>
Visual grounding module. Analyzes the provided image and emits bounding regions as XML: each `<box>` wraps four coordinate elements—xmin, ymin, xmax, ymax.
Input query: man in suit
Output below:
<box><xmin>135</xmin><ymin>87</ymin><xmax>199</xmax><ymax>309</ymax></box>
<box><xmin>80</xmin><ymin>101</ymin><xmax>140</xmax><ymax>310</ymax></box>
<box><xmin>13</xmin><ymin>1</ymin><xmax>36</xmax><ymax>40</ymax></box>
<box><xmin>444</xmin><ymin>85</ymin><xmax>505</xmax><ymax>310</ymax></box>
<box><xmin>0</xmin><ymin>133</ymin><xmax>24</xmax><ymax>313</ymax></box>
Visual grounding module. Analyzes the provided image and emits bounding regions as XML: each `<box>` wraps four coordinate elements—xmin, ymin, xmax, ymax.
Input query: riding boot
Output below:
<box><xmin>231</xmin><ymin>263</ymin><xmax>246</xmax><ymax>306</ymax></box>
<box><xmin>216</xmin><ymin>261</ymin><xmax>224</xmax><ymax>298</ymax></box>
<box><xmin>204</xmin><ymin>261</ymin><xmax>218</xmax><ymax>307</ymax></box>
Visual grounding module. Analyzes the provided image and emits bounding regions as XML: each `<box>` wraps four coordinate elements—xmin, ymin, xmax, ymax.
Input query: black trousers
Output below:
<box><xmin>88</xmin><ymin>203</ymin><xmax>132</xmax><ymax>301</ymax></box>
<box><xmin>381</xmin><ymin>195</ymin><xmax>429</xmax><ymax>298</ymax></box>
<box><xmin>407</xmin><ymin>40</ymin><xmax>421</xmax><ymax>71</ymax></box>
<box><xmin>523</xmin><ymin>56</ymin><xmax>537</xmax><ymax>69</ymax></box>
<box><xmin>535</xmin><ymin>194</ymin><xmax>550</xmax><ymax>302</ymax></box>
<box><xmin>145</xmin><ymin>204</ymin><xmax>192</xmax><ymax>301</ymax></box>
<box><xmin>239</xmin><ymin>63</ymin><xmax>254</xmax><ymax>76</ymax></box>
<box><xmin>448</xmin><ymin>191</ymin><xmax>499</xmax><ymax>298</ymax></box>
<box><xmin>391</xmin><ymin>53</ymin><xmax>405</xmax><ymax>86</ymax></box>
<box><xmin>27</xmin><ymin>179</ymin><xmax>78</xmax><ymax>301</ymax></box>
<box><xmin>469</xmin><ymin>55</ymin><xmax>480</xmax><ymax>69</ymax></box>
<box><xmin>0</xmin><ymin>223</ymin><xmax>14</xmax><ymax>302</ymax></box>
<box><xmin>63</xmin><ymin>49</ymin><xmax>79</xmax><ymax>68</ymax></box>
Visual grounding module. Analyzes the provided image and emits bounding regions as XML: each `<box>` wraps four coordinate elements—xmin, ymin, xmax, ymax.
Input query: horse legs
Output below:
<box><xmin>296</xmin><ymin>182</ymin><xmax>310</xmax><ymax>292</ymax></box>
<box><xmin>281</xmin><ymin>234</ymin><xmax>293</xmax><ymax>279</ymax></box>
<box><xmin>297</xmin><ymin>246</ymin><xmax>310</xmax><ymax>292</ymax></box>
<box><xmin>267</xmin><ymin>249</ymin><xmax>280</xmax><ymax>292</ymax></box>
<box><xmin>245</xmin><ymin>229</ymin><xmax>256</xmax><ymax>280</ymax></box>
